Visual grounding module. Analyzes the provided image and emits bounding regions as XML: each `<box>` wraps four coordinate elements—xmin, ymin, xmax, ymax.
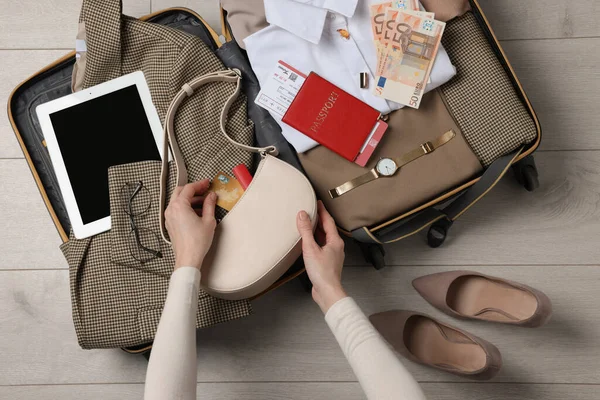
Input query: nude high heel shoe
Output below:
<box><xmin>370</xmin><ymin>310</ymin><xmax>502</xmax><ymax>380</ymax></box>
<box><xmin>412</xmin><ymin>271</ymin><xmax>552</xmax><ymax>327</ymax></box>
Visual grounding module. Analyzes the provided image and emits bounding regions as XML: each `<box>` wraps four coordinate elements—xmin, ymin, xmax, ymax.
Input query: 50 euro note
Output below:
<box><xmin>370</xmin><ymin>2</ymin><xmax>393</xmax><ymax>75</ymax></box>
<box><xmin>379</xmin><ymin>7</ymin><xmax>435</xmax><ymax>75</ymax></box>
<box><xmin>371</xmin><ymin>2</ymin><xmax>434</xmax><ymax>75</ymax></box>
<box><xmin>375</xmin><ymin>11</ymin><xmax>445</xmax><ymax>109</ymax></box>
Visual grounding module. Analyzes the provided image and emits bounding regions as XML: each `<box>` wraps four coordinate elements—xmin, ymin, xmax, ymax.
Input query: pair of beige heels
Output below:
<box><xmin>370</xmin><ymin>271</ymin><xmax>553</xmax><ymax>380</ymax></box>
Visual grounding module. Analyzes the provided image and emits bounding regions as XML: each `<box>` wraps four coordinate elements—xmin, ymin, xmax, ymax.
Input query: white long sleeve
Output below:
<box><xmin>325</xmin><ymin>297</ymin><xmax>427</xmax><ymax>400</ymax></box>
<box><xmin>144</xmin><ymin>267</ymin><xmax>201</xmax><ymax>400</ymax></box>
<box><xmin>143</xmin><ymin>271</ymin><xmax>424</xmax><ymax>400</ymax></box>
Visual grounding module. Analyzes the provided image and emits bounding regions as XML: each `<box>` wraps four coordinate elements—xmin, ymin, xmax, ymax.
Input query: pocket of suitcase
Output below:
<box><xmin>350</xmin><ymin>147</ymin><xmax>524</xmax><ymax>248</ymax></box>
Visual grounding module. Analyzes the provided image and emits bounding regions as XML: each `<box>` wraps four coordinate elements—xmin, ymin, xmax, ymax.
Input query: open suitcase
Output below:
<box><xmin>8</xmin><ymin>0</ymin><xmax>541</xmax><ymax>355</ymax></box>
<box><xmin>221</xmin><ymin>0</ymin><xmax>542</xmax><ymax>270</ymax></box>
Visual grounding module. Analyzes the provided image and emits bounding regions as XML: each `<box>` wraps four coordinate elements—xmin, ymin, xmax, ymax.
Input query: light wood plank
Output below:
<box><xmin>2</xmin><ymin>265</ymin><xmax>599</xmax><ymax>385</ymax></box>
<box><xmin>0</xmin><ymin>0</ymin><xmax>150</xmax><ymax>49</ymax></box>
<box><xmin>0</xmin><ymin>383</ymin><xmax>364</xmax><ymax>400</ymax></box>
<box><xmin>1</xmin><ymin>383</ymin><xmax>598</xmax><ymax>400</ymax></box>
<box><xmin>348</xmin><ymin>151</ymin><xmax>600</xmax><ymax>266</ymax></box>
<box><xmin>0</xmin><ymin>270</ymin><xmax>146</xmax><ymax>386</ymax></box>
<box><xmin>1</xmin><ymin>50</ymin><xmax>69</xmax><ymax>158</ymax></box>
<box><xmin>424</xmin><ymin>383</ymin><xmax>598</xmax><ymax>400</ymax></box>
<box><xmin>152</xmin><ymin>0</ymin><xmax>222</xmax><ymax>32</ymax></box>
<box><xmin>480</xmin><ymin>0</ymin><xmax>600</xmax><ymax>40</ymax></box>
<box><xmin>0</xmin><ymin>160</ymin><xmax>69</xmax><ymax>269</ymax></box>
<box><xmin>501</xmin><ymin>38</ymin><xmax>600</xmax><ymax>151</ymax></box>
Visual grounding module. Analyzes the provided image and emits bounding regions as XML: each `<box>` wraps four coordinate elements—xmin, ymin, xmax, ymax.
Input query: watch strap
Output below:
<box><xmin>328</xmin><ymin>130</ymin><xmax>456</xmax><ymax>199</ymax></box>
<box><xmin>394</xmin><ymin>130</ymin><xmax>456</xmax><ymax>167</ymax></box>
<box><xmin>329</xmin><ymin>168</ymin><xmax>379</xmax><ymax>199</ymax></box>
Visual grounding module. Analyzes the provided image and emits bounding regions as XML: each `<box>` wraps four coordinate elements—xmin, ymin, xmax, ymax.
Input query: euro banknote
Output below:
<box><xmin>371</xmin><ymin>2</ymin><xmax>434</xmax><ymax>75</ymax></box>
<box><xmin>375</xmin><ymin>11</ymin><xmax>446</xmax><ymax>109</ymax></box>
<box><xmin>370</xmin><ymin>2</ymin><xmax>393</xmax><ymax>75</ymax></box>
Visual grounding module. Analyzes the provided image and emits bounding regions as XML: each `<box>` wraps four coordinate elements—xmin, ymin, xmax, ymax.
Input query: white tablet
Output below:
<box><xmin>36</xmin><ymin>71</ymin><xmax>164</xmax><ymax>239</ymax></box>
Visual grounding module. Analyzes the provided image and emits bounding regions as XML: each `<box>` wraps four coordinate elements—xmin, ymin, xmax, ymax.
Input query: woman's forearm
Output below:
<box><xmin>144</xmin><ymin>267</ymin><xmax>201</xmax><ymax>400</ymax></box>
<box><xmin>325</xmin><ymin>297</ymin><xmax>427</xmax><ymax>400</ymax></box>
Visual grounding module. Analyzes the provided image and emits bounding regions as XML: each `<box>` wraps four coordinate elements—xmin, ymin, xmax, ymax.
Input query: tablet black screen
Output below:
<box><xmin>49</xmin><ymin>85</ymin><xmax>161</xmax><ymax>225</ymax></box>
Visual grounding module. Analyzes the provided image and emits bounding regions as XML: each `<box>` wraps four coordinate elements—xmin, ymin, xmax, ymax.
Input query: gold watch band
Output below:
<box><xmin>394</xmin><ymin>130</ymin><xmax>455</xmax><ymax>167</ymax></box>
<box><xmin>329</xmin><ymin>168</ymin><xmax>379</xmax><ymax>199</ymax></box>
<box><xmin>328</xmin><ymin>130</ymin><xmax>456</xmax><ymax>199</ymax></box>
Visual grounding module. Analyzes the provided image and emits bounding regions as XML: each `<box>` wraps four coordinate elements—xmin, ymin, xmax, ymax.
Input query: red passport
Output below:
<box><xmin>282</xmin><ymin>73</ymin><xmax>387</xmax><ymax>166</ymax></box>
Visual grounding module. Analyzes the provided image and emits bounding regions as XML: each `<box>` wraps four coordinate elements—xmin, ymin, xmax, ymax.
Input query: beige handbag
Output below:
<box><xmin>160</xmin><ymin>69</ymin><xmax>317</xmax><ymax>300</ymax></box>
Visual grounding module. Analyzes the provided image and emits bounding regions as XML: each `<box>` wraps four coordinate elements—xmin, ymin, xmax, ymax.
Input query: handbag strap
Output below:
<box><xmin>159</xmin><ymin>69</ymin><xmax>278</xmax><ymax>243</ymax></box>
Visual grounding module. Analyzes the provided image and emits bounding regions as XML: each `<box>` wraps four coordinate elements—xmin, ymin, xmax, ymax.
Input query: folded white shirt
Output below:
<box><xmin>245</xmin><ymin>0</ymin><xmax>456</xmax><ymax>153</ymax></box>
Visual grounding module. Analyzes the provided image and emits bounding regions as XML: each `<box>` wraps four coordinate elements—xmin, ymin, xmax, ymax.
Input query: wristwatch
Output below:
<box><xmin>328</xmin><ymin>130</ymin><xmax>456</xmax><ymax>199</ymax></box>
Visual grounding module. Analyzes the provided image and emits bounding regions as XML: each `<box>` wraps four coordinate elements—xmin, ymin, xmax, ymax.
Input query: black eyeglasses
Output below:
<box><xmin>121</xmin><ymin>181</ymin><xmax>163</xmax><ymax>263</ymax></box>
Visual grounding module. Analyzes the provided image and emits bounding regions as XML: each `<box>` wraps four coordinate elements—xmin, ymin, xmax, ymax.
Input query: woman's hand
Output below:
<box><xmin>165</xmin><ymin>179</ymin><xmax>217</xmax><ymax>271</ymax></box>
<box><xmin>297</xmin><ymin>201</ymin><xmax>347</xmax><ymax>314</ymax></box>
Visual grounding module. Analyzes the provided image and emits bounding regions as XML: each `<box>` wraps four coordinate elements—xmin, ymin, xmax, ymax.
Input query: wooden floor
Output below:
<box><xmin>1</xmin><ymin>0</ymin><xmax>599</xmax><ymax>399</ymax></box>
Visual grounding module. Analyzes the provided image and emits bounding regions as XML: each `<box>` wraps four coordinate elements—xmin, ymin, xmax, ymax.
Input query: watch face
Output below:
<box><xmin>376</xmin><ymin>158</ymin><xmax>397</xmax><ymax>176</ymax></box>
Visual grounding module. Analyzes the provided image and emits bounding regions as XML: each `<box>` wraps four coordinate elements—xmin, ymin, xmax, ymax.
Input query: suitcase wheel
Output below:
<box><xmin>427</xmin><ymin>218</ymin><xmax>453</xmax><ymax>248</ymax></box>
<box><xmin>358</xmin><ymin>242</ymin><xmax>386</xmax><ymax>270</ymax></box>
<box><xmin>512</xmin><ymin>155</ymin><xmax>539</xmax><ymax>192</ymax></box>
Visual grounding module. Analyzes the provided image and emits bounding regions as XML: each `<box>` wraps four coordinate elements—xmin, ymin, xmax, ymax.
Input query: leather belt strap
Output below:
<box><xmin>159</xmin><ymin>69</ymin><xmax>278</xmax><ymax>243</ymax></box>
<box><xmin>329</xmin><ymin>130</ymin><xmax>456</xmax><ymax>199</ymax></box>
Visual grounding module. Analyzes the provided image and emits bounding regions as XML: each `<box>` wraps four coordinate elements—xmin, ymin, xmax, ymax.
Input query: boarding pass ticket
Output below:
<box><xmin>255</xmin><ymin>60</ymin><xmax>307</xmax><ymax>118</ymax></box>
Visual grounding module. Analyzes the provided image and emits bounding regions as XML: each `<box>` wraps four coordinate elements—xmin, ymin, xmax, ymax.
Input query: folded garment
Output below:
<box><xmin>244</xmin><ymin>0</ymin><xmax>458</xmax><ymax>153</ymax></box>
<box><xmin>221</xmin><ymin>0</ymin><xmax>268</xmax><ymax>50</ymax></box>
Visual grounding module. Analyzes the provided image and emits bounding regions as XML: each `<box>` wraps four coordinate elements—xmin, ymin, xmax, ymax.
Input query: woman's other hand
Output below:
<box><xmin>165</xmin><ymin>179</ymin><xmax>217</xmax><ymax>271</ymax></box>
<box><xmin>297</xmin><ymin>201</ymin><xmax>347</xmax><ymax>314</ymax></box>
